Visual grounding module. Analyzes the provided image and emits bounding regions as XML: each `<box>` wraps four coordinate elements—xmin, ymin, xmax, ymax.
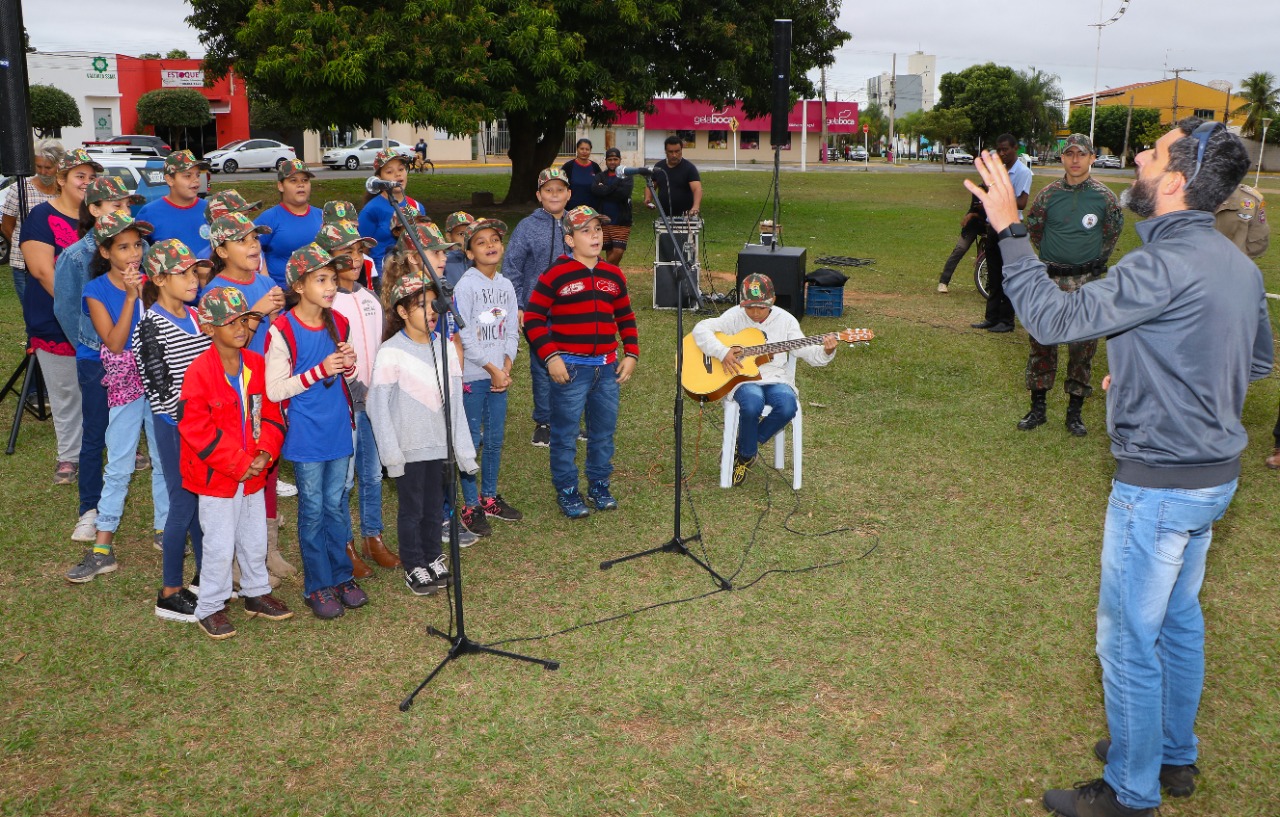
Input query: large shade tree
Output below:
<box><xmin>936</xmin><ymin>63</ymin><xmax>1025</xmax><ymax>148</ymax></box>
<box><xmin>1013</xmin><ymin>67</ymin><xmax>1064</xmax><ymax>151</ymax></box>
<box><xmin>187</xmin><ymin>0</ymin><xmax>849</xmax><ymax>202</ymax></box>
<box><xmin>28</xmin><ymin>84</ymin><xmax>81</xmax><ymax>138</ymax></box>
<box><xmin>1233</xmin><ymin>71</ymin><xmax>1278</xmax><ymax>141</ymax></box>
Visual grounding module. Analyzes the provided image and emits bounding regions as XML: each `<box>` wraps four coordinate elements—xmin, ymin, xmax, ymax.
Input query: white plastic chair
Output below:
<box><xmin>718</xmin><ymin>357</ymin><xmax>802</xmax><ymax>490</ymax></box>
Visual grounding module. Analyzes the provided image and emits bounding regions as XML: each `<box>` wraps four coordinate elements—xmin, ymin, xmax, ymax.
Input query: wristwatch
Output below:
<box><xmin>997</xmin><ymin>222</ymin><xmax>1029</xmax><ymax>240</ymax></box>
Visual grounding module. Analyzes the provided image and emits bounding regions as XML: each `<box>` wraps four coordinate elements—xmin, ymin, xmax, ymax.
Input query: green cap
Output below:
<box><xmin>444</xmin><ymin>211</ymin><xmax>476</xmax><ymax>234</ymax></box>
<box><xmin>739</xmin><ymin>273</ymin><xmax>776</xmax><ymax>307</ymax></box>
<box><xmin>398</xmin><ymin>221</ymin><xmax>457</xmax><ymax>253</ymax></box>
<box><xmin>373</xmin><ymin>147</ymin><xmax>410</xmax><ymax>173</ymax></box>
<box><xmin>276</xmin><ymin>158</ymin><xmax>314</xmax><ymax>182</ymax></box>
<box><xmin>205</xmin><ymin>189</ymin><xmax>262</xmax><ymax>224</ymax></box>
<box><xmin>209</xmin><ymin>212</ymin><xmax>272</xmax><ymax>247</ymax></box>
<box><xmin>386</xmin><ymin>272</ymin><xmax>428</xmax><ymax>306</ymax></box>
<box><xmin>92</xmin><ymin>211</ymin><xmax>153</xmax><ymax>246</ymax></box>
<box><xmin>85</xmin><ymin>176</ymin><xmax>143</xmax><ymax>205</ymax></box>
<box><xmin>389</xmin><ymin>205</ymin><xmax>433</xmax><ymax>236</ymax></box>
<box><xmin>58</xmin><ymin>147</ymin><xmax>104</xmax><ymax>174</ymax></box>
<box><xmin>285</xmin><ymin>242</ymin><xmax>353</xmax><ymax>288</ymax></box>
<box><xmin>460</xmin><ymin>218</ymin><xmax>508</xmax><ymax>249</ymax></box>
<box><xmin>164</xmin><ymin>149</ymin><xmax>210</xmax><ymax>174</ymax></box>
<box><xmin>1062</xmin><ymin>133</ymin><xmax>1096</xmax><ymax>155</ymax></box>
<box><xmin>536</xmin><ymin>167</ymin><xmax>569</xmax><ymax>189</ymax></box>
<box><xmin>197</xmin><ymin>286</ymin><xmax>257</xmax><ymax>327</ymax></box>
<box><xmin>561</xmin><ymin>205</ymin><xmax>610</xmax><ymax>233</ymax></box>
<box><xmin>314</xmin><ymin>221</ymin><xmax>375</xmax><ymax>256</ymax></box>
<box><xmin>321</xmin><ymin>200</ymin><xmax>359</xmax><ymax>225</ymax></box>
<box><xmin>144</xmin><ymin>239</ymin><xmax>213</xmax><ymax>278</ymax></box>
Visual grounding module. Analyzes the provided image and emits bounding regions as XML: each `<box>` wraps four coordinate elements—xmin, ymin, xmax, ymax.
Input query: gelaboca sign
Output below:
<box><xmin>161</xmin><ymin>69</ymin><xmax>205</xmax><ymax>88</ymax></box>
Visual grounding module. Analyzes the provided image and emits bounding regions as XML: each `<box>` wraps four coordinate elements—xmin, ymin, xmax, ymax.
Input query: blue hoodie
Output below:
<box><xmin>502</xmin><ymin>207</ymin><xmax>568</xmax><ymax>308</ymax></box>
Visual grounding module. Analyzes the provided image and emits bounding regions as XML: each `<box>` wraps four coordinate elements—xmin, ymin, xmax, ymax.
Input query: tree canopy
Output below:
<box><xmin>936</xmin><ymin>63</ymin><xmax>1063</xmax><ymax>150</ymax></box>
<box><xmin>136</xmin><ymin>89</ymin><xmax>212</xmax><ymax>128</ymax></box>
<box><xmin>1233</xmin><ymin>71</ymin><xmax>1278</xmax><ymax>141</ymax></box>
<box><xmin>28</xmin><ymin>84</ymin><xmax>81</xmax><ymax>138</ymax></box>
<box><xmin>1065</xmin><ymin>104</ymin><xmax>1161</xmax><ymax>158</ymax></box>
<box><xmin>187</xmin><ymin>0</ymin><xmax>850</xmax><ymax>202</ymax></box>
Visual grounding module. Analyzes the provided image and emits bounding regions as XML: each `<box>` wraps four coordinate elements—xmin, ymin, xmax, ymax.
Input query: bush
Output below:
<box><xmin>28</xmin><ymin>84</ymin><xmax>81</xmax><ymax>138</ymax></box>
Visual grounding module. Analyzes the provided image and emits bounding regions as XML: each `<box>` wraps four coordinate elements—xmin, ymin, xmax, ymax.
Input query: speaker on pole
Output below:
<box><xmin>0</xmin><ymin>0</ymin><xmax>34</xmax><ymax>177</ymax></box>
<box><xmin>770</xmin><ymin>19</ymin><xmax>792</xmax><ymax>148</ymax></box>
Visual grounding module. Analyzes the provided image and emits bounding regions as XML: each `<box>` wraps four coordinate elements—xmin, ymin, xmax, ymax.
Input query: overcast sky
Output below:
<box><xmin>21</xmin><ymin>0</ymin><xmax>1280</xmax><ymax>105</ymax></box>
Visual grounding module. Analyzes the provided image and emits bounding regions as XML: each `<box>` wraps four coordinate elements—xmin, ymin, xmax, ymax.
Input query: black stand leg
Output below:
<box><xmin>599</xmin><ymin>183</ymin><xmax>731</xmax><ymax>591</ymax></box>
<box><xmin>4</xmin><ymin>350</ymin><xmax>49</xmax><ymax>456</ymax></box>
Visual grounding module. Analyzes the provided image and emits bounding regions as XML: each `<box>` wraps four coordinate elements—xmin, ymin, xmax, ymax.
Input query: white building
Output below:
<box><xmin>25</xmin><ymin>51</ymin><xmax>124</xmax><ymax>147</ymax></box>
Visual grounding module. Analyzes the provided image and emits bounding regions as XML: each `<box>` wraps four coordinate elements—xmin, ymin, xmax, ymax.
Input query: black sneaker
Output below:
<box><xmin>480</xmin><ymin>494</ymin><xmax>523</xmax><ymax>521</ymax></box>
<box><xmin>197</xmin><ymin>609</ymin><xmax>237</xmax><ymax>640</ymax></box>
<box><xmin>731</xmin><ymin>454</ymin><xmax>756</xmax><ymax>488</ymax></box>
<box><xmin>460</xmin><ymin>504</ymin><xmax>492</xmax><ymax>537</ymax></box>
<box><xmin>1094</xmin><ymin>738</ymin><xmax>1199</xmax><ymax>798</ymax></box>
<box><xmin>531</xmin><ymin>423</ymin><xmax>551</xmax><ymax>447</ymax></box>
<box><xmin>425</xmin><ymin>555</ymin><xmax>452</xmax><ymax>588</ymax></box>
<box><xmin>154</xmin><ymin>588</ymin><xmax>198</xmax><ymax>623</ymax></box>
<box><xmin>587</xmin><ymin>480</ymin><xmax>618</xmax><ymax>511</ymax></box>
<box><xmin>404</xmin><ymin>566</ymin><xmax>440</xmax><ymax>596</ymax></box>
<box><xmin>1043</xmin><ymin>778</ymin><xmax>1153</xmax><ymax>817</ymax></box>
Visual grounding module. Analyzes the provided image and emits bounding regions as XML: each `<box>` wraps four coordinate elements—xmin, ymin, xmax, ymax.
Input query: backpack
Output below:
<box><xmin>265</xmin><ymin>309</ymin><xmax>355</xmax><ymax>430</ymax></box>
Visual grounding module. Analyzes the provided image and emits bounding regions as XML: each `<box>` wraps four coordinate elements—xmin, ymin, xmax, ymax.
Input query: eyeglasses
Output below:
<box><xmin>1185</xmin><ymin>121</ymin><xmax>1226</xmax><ymax>187</ymax></box>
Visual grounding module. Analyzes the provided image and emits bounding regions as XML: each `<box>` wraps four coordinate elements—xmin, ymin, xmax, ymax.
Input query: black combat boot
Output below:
<box><xmin>1017</xmin><ymin>389</ymin><xmax>1048</xmax><ymax>431</ymax></box>
<box><xmin>1066</xmin><ymin>394</ymin><xmax>1087</xmax><ymax>437</ymax></box>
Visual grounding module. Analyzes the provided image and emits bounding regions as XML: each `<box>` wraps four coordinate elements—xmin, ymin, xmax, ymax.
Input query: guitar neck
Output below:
<box><xmin>742</xmin><ymin>334</ymin><xmax>830</xmax><ymax>357</ymax></box>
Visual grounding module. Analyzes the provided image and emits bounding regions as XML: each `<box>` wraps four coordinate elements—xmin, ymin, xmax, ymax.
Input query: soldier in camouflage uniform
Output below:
<box><xmin>1214</xmin><ymin>183</ymin><xmax>1269</xmax><ymax>259</ymax></box>
<box><xmin>1018</xmin><ymin>133</ymin><xmax>1124</xmax><ymax>436</ymax></box>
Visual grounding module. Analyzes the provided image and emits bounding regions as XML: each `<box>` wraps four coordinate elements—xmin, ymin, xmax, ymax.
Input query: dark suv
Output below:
<box><xmin>107</xmin><ymin>135</ymin><xmax>172</xmax><ymax>155</ymax></box>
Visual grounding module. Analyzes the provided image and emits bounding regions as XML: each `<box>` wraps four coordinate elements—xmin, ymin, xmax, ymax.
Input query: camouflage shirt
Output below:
<box><xmin>1025</xmin><ymin>176</ymin><xmax>1123</xmax><ymax>267</ymax></box>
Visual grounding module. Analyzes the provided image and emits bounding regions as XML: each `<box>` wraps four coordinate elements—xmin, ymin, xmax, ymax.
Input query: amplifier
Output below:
<box><xmin>736</xmin><ymin>245</ymin><xmax>806</xmax><ymax>320</ymax></box>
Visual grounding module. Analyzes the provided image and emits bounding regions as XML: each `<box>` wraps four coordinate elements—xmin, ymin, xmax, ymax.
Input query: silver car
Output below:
<box><xmin>322</xmin><ymin>138</ymin><xmax>415</xmax><ymax>171</ymax></box>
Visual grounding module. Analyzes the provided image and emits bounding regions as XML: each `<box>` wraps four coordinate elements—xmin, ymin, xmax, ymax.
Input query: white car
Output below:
<box><xmin>206</xmin><ymin>139</ymin><xmax>297</xmax><ymax>174</ymax></box>
<box><xmin>945</xmin><ymin>147</ymin><xmax>974</xmax><ymax>164</ymax></box>
<box><xmin>322</xmin><ymin>139</ymin><xmax>416</xmax><ymax>171</ymax></box>
<box><xmin>1018</xmin><ymin>154</ymin><xmax>1040</xmax><ymax>167</ymax></box>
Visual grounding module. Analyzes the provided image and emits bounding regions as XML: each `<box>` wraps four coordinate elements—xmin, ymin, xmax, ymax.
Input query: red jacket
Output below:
<box><xmin>177</xmin><ymin>346</ymin><xmax>285</xmax><ymax>498</ymax></box>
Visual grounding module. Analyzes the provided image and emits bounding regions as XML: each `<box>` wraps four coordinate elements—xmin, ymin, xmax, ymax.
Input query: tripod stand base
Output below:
<box><xmin>400</xmin><ymin>627</ymin><xmax>559</xmax><ymax>711</ymax></box>
<box><xmin>600</xmin><ymin>534</ymin><xmax>732</xmax><ymax>590</ymax></box>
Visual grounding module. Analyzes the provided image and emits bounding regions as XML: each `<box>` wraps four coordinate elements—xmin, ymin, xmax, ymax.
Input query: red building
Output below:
<box><xmin>115</xmin><ymin>56</ymin><xmax>249</xmax><ymax>154</ymax></box>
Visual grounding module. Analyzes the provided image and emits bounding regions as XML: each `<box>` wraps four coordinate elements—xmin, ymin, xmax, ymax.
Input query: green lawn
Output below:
<box><xmin>1</xmin><ymin>169</ymin><xmax>1278</xmax><ymax>816</ymax></box>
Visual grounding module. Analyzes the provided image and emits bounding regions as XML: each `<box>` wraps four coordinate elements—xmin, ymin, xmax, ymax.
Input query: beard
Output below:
<box><xmin>1120</xmin><ymin>176</ymin><xmax>1158</xmax><ymax>217</ymax></box>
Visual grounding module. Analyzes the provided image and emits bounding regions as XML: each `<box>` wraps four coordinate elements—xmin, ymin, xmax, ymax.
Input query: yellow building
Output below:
<box><xmin>1067</xmin><ymin>78</ymin><xmax>1249</xmax><ymax>129</ymax></box>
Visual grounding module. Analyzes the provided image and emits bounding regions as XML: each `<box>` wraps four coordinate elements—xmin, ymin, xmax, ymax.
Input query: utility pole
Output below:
<box><xmin>1170</xmin><ymin>67</ymin><xmax>1195</xmax><ymax>123</ymax></box>
<box><xmin>820</xmin><ymin>65</ymin><xmax>829</xmax><ymax>164</ymax></box>
<box><xmin>888</xmin><ymin>53</ymin><xmax>897</xmax><ymax>162</ymax></box>
<box><xmin>1222</xmin><ymin>82</ymin><xmax>1233</xmax><ymax>125</ymax></box>
<box><xmin>1121</xmin><ymin>94</ymin><xmax>1134</xmax><ymax>168</ymax></box>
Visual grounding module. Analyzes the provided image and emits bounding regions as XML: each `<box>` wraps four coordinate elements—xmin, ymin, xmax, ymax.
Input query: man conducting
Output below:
<box><xmin>967</xmin><ymin>120</ymin><xmax>1271</xmax><ymax>817</ymax></box>
<box><xmin>1017</xmin><ymin>133</ymin><xmax>1123</xmax><ymax>436</ymax></box>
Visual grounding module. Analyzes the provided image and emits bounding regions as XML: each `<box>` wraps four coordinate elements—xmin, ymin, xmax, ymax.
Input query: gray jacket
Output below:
<box><xmin>503</xmin><ymin>208</ymin><xmax>568</xmax><ymax>308</ymax></box>
<box><xmin>1001</xmin><ymin>209</ymin><xmax>1273</xmax><ymax>488</ymax></box>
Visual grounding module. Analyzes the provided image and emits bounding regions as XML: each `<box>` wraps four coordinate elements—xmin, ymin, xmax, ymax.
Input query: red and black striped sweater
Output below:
<box><xmin>523</xmin><ymin>255</ymin><xmax>640</xmax><ymax>364</ymax></box>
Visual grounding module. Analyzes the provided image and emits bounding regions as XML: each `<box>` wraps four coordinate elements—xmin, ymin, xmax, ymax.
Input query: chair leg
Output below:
<box><xmin>720</xmin><ymin>401</ymin><xmax>739</xmax><ymax>488</ymax></box>
<box><xmin>792</xmin><ymin>407</ymin><xmax>803</xmax><ymax>490</ymax></box>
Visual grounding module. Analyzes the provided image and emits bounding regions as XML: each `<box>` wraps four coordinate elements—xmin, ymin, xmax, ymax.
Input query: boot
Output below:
<box><xmin>1066</xmin><ymin>394</ymin><xmax>1087</xmax><ymax>437</ymax></box>
<box><xmin>265</xmin><ymin>517</ymin><xmax>298</xmax><ymax>580</ymax></box>
<box><xmin>1017</xmin><ymin>389</ymin><xmax>1048</xmax><ymax>431</ymax></box>
<box><xmin>233</xmin><ymin>557</ymin><xmax>281</xmax><ymax>590</ymax></box>
<box><xmin>346</xmin><ymin>540</ymin><xmax>374</xmax><ymax>579</ymax></box>
<box><xmin>361</xmin><ymin>534</ymin><xmax>401</xmax><ymax>569</ymax></box>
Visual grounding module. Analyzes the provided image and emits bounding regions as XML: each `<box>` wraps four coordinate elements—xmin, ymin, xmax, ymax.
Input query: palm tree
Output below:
<box><xmin>1014</xmin><ymin>67</ymin><xmax>1064</xmax><ymax>151</ymax></box>
<box><xmin>1233</xmin><ymin>71</ymin><xmax>1278</xmax><ymax>139</ymax></box>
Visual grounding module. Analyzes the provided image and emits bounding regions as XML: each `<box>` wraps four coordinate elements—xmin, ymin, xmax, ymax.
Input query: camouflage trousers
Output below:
<box><xmin>1025</xmin><ymin>270</ymin><xmax>1102</xmax><ymax>398</ymax></box>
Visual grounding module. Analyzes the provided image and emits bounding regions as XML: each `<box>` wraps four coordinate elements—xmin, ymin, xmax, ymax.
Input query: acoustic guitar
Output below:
<box><xmin>681</xmin><ymin>326</ymin><xmax>875</xmax><ymax>402</ymax></box>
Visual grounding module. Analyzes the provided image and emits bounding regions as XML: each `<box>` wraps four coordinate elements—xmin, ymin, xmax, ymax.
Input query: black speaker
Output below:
<box><xmin>770</xmin><ymin>19</ymin><xmax>792</xmax><ymax>148</ymax></box>
<box><xmin>0</xmin><ymin>0</ymin><xmax>34</xmax><ymax>177</ymax></box>
<box><xmin>737</xmin><ymin>245</ymin><xmax>806</xmax><ymax>321</ymax></box>
<box><xmin>654</xmin><ymin>236</ymin><xmax>698</xmax><ymax>309</ymax></box>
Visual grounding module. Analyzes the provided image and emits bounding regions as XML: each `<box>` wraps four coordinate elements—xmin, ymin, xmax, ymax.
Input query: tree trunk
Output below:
<box><xmin>504</xmin><ymin>108</ymin><xmax>570</xmax><ymax>205</ymax></box>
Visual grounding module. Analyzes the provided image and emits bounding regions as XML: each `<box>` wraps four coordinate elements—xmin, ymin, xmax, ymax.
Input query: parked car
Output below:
<box><xmin>321</xmin><ymin>138</ymin><xmax>415</xmax><ymax>171</ymax></box>
<box><xmin>945</xmin><ymin>147</ymin><xmax>974</xmax><ymax>164</ymax></box>
<box><xmin>84</xmin><ymin>143</ymin><xmax>164</xmax><ymax>163</ymax></box>
<box><xmin>206</xmin><ymin>139</ymin><xmax>298</xmax><ymax>174</ymax></box>
<box><xmin>1092</xmin><ymin>154</ymin><xmax>1122</xmax><ymax>169</ymax></box>
<box><xmin>1018</xmin><ymin>154</ymin><xmax>1039</xmax><ymax>166</ymax></box>
<box><xmin>849</xmin><ymin>146</ymin><xmax>868</xmax><ymax>161</ymax></box>
<box><xmin>104</xmin><ymin>134</ymin><xmax>171</xmax><ymax>155</ymax></box>
<box><xmin>92</xmin><ymin>155</ymin><xmax>209</xmax><ymax>214</ymax></box>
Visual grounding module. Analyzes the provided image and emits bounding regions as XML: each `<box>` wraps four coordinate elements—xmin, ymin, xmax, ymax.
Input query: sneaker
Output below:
<box><xmin>440</xmin><ymin>521</ymin><xmax>480</xmax><ymax>548</ymax></box>
<box><xmin>197</xmin><ymin>609</ymin><xmax>237</xmax><ymax>640</ymax></box>
<box><xmin>404</xmin><ymin>566</ymin><xmax>440</xmax><ymax>596</ymax></box>
<box><xmin>731</xmin><ymin>454</ymin><xmax>756</xmax><ymax>488</ymax></box>
<box><xmin>304</xmin><ymin>587</ymin><xmax>345</xmax><ymax>619</ymax></box>
<box><xmin>66</xmin><ymin>550</ymin><xmax>118</xmax><ymax>583</ymax></box>
<box><xmin>153</xmin><ymin>530</ymin><xmax>164</xmax><ymax>552</ymax></box>
<box><xmin>335</xmin><ymin>579</ymin><xmax>368</xmax><ymax>609</ymax></box>
<box><xmin>480</xmin><ymin>494</ymin><xmax>524</xmax><ymax>521</ymax></box>
<box><xmin>244</xmin><ymin>593</ymin><xmax>294</xmax><ymax>621</ymax></box>
<box><xmin>134</xmin><ymin>449</ymin><xmax>150</xmax><ymax>471</ymax></box>
<box><xmin>1043</xmin><ymin>778</ymin><xmax>1154</xmax><ymax>817</ymax></box>
<box><xmin>425</xmin><ymin>555</ymin><xmax>452</xmax><ymax>588</ymax></box>
<box><xmin>71</xmin><ymin>509</ymin><xmax>98</xmax><ymax>542</ymax></box>
<box><xmin>577</xmin><ymin>426</ymin><xmax>588</xmax><ymax>443</ymax></box>
<box><xmin>53</xmin><ymin>461</ymin><xmax>77</xmax><ymax>485</ymax></box>
<box><xmin>1093</xmin><ymin>738</ymin><xmax>1199</xmax><ymax>798</ymax></box>
<box><xmin>276</xmin><ymin>478</ymin><xmax>299</xmax><ymax>498</ymax></box>
<box><xmin>586</xmin><ymin>480</ymin><xmax>618</xmax><ymax>511</ymax></box>
<box><xmin>556</xmin><ymin>486</ymin><xmax>590</xmax><ymax>519</ymax></box>
<box><xmin>460</xmin><ymin>504</ymin><xmax>492</xmax><ymax>537</ymax></box>
<box><xmin>154</xmin><ymin>588</ymin><xmax>198</xmax><ymax>622</ymax></box>
<box><xmin>531</xmin><ymin>423</ymin><xmax>551</xmax><ymax>447</ymax></box>
<box><xmin>937</xmin><ymin>282</ymin><xmax>949</xmax><ymax>293</ymax></box>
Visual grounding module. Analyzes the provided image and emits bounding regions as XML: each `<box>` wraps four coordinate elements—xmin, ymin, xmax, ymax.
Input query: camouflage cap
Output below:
<box><xmin>144</xmin><ymin>239</ymin><xmax>213</xmax><ymax>278</ymax></box>
<box><xmin>536</xmin><ymin>167</ymin><xmax>570</xmax><ymax>189</ymax></box>
<box><xmin>285</xmin><ymin>242</ymin><xmax>354</xmax><ymax>288</ymax></box>
<box><xmin>314</xmin><ymin>220</ymin><xmax>375</xmax><ymax>256</ymax></box>
<box><xmin>85</xmin><ymin>176</ymin><xmax>143</xmax><ymax>205</ymax></box>
<box><xmin>197</xmin><ymin>286</ymin><xmax>257</xmax><ymax>327</ymax></box>
<box><xmin>1062</xmin><ymin>133</ymin><xmax>1096</xmax><ymax>155</ymax></box>
<box><xmin>164</xmin><ymin>149</ymin><xmax>211</xmax><ymax>174</ymax></box>
<box><xmin>388</xmin><ymin>205</ymin><xmax>434</xmax><ymax>236</ymax></box>
<box><xmin>58</xmin><ymin>147</ymin><xmax>104</xmax><ymax>174</ymax></box>
<box><xmin>373</xmin><ymin>147</ymin><xmax>410</xmax><ymax>173</ymax></box>
<box><xmin>561</xmin><ymin>205</ymin><xmax>610</xmax><ymax>233</ymax></box>
<box><xmin>443</xmin><ymin>211</ymin><xmax>476</xmax><ymax>234</ymax></box>
<box><xmin>321</xmin><ymin>200</ymin><xmax>359</xmax><ymax>225</ymax></box>
<box><xmin>398</xmin><ymin>221</ymin><xmax>457</xmax><ymax>253</ymax></box>
<box><xmin>739</xmin><ymin>273</ymin><xmax>776</xmax><ymax>307</ymax></box>
<box><xmin>276</xmin><ymin>157</ymin><xmax>314</xmax><ymax>182</ymax></box>
<box><xmin>204</xmin><ymin>189</ymin><xmax>262</xmax><ymax>223</ymax></box>
<box><xmin>209</xmin><ymin>212</ymin><xmax>272</xmax><ymax>247</ymax></box>
<box><xmin>92</xmin><ymin>211</ymin><xmax>153</xmax><ymax>246</ymax></box>
<box><xmin>460</xmin><ymin>218</ymin><xmax>508</xmax><ymax>249</ymax></box>
<box><xmin>386</xmin><ymin>272</ymin><xmax>429</xmax><ymax>306</ymax></box>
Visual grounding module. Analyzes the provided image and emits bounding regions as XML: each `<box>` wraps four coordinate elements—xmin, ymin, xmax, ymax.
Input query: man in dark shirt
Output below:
<box><xmin>645</xmin><ymin>136</ymin><xmax>703</xmax><ymax>217</ymax></box>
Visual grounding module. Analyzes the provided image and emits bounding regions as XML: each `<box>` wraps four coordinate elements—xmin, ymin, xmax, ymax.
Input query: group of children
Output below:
<box><xmin>48</xmin><ymin>147</ymin><xmax>640</xmax><ymax>640</ymax></box>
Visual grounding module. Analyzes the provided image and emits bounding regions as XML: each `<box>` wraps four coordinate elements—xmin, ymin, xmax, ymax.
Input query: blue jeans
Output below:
<box><xmin>460</xmin><ymin>380</ymin><xmax>508</xmax><ymax>506</ymax></box>
<box><xmin>732</xmin><ymin>383</ymin><xmax>797</xmax><ymax>460</ymax></box>
<box><xmin>152</xmin><ymin>416</ymin><xmax>203</xmax><ymax>586</ymax></box>
<box><xmin>95</xmin><ymin>397</ymin><xmax>168</xmax><ymax>534</ymax></box>
<box><xmin>12</xmin><ymin>267</ymin><xmax>27</xmax><ymax>303</ymax></box>
<box><xmin>343</xmin><ymin>411</ymin><xmax>383</xmax><ymax>538</ymax></box>
<box><xmin>529</xmin><ymin>352</ymin><xmax>551</xmax><ymax>425</ymax></box>
<box><xmin>1097</xmin><ymin>478</ymin><xmax>1237</xmax><ymax>809</ymax></box>
<box><xmin>294</xmin><ymin>457</ymin><xmax>353</xmax><ymax>596</ymax></box>
<box><xmin>549</xmin><ymin>363</ymin><xmax>619</xmax><ymax>491</ymax></box>
<box><xmin>77</xmin><ymin>357</ymin><xmax>109</xmax><ymax>515</ymax></box>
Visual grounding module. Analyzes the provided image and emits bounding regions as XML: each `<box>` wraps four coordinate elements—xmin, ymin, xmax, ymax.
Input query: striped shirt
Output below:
<box><xmin>522</xmin><ymin>256</ymin><xmax>639</xmax><ymax>363</ymax></box>
<box><xmin>131</xmin><ymin>304</ymin><xmax>211</xmax><ymax>423</ymax></box>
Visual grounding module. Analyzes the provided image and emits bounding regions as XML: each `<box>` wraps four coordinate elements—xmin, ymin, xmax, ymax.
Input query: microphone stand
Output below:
<box><xmin>390</xmin><ymin>187</ymin><xmax>558</xmax><ymax>711</ymax></box>
<box><xmin>599</xmin><ymin>174</ymin><xmax>731</xmax><ymax>590</ymax></box>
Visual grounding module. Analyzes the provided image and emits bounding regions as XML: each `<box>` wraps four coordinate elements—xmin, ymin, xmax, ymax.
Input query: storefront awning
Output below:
<box><xmin>604</xmin><ymin>99</ymin><xmax>858</xmax><ymax>133</ymax></box>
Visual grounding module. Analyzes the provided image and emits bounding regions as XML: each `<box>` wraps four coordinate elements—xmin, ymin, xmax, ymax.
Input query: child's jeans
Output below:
<box><xmin>95</xmin><ymin>397</ymin><xmax>168</xmax><ymax>535</ymax></box>
<box><xmin>294</xmin><ymin>456</ymin><xmax>353</xmax><ymax>595</ymax></box>
<box><xmin>194</xmin><ymin>486</ymin><xmax>271</xmax><ymax>619</ymax></box>
<box><xmin>343</xmin><ymin>410</ymin><xmax>383</xmax><ymax>539</ymax></box>
<box><xmin>548</xmin><ymin>362</ymin><xmax>618</xmax><ymax>492</ymax></box>
<box><xmin>460</xmin><ymin>381</ymin><xmax>508</xmax><ymax>506</ymax></box>
<box><xmin>152</xmin><ymin>416</ymin><xmax>203</xmax><ymax>587</ymax></box>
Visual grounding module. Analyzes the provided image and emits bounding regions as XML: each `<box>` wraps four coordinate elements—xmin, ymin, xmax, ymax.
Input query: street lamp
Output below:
<box><xmin>1088</xmin><ymin>0</ymin><xmax>1131</xmax><ymax>145</ymax></box>
<box><xmin>1255</xmin><ymin>117</ymin><xmax>1273</xmax><ymax>188</ymax></box>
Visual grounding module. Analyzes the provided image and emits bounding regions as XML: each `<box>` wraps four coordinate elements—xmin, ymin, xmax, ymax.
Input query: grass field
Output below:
<box><xmin>1</xmin><ymin>168</ymin><xmax>1278</xmax><ymax>816</ymax></box>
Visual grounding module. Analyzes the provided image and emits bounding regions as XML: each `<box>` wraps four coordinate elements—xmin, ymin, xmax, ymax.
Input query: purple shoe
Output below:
<box><xmin>335</xmin><ymin>580</ymin><xmax>368</xmax><ymax>609</ymax></box>
<box><xmin>304</xmin><ymin>587</ymin><xmax>345</xmax><ymax>619</ymax></box>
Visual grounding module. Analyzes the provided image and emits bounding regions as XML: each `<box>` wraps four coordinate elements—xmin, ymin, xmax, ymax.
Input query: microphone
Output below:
<box><xmin>616</xmin><ymin>165</ymin><xmax>652</xmax><ymax>178</ymax></box>
<box><xmin>365</xmin><ymin>176</ymin><xmax>402</xmax><ymax>194</ymax></box>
